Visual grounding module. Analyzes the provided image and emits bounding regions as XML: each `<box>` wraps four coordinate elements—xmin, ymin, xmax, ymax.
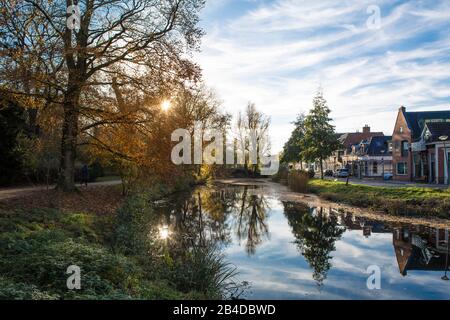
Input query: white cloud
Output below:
<box><xmin>196</xmin><ymin>0</ymin><xmax>450</xmax><ymax>152</ymax></box>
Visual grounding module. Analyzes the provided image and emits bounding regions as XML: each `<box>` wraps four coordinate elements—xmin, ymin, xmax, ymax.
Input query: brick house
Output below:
<box><xmin>392</xmin><ymin>106</ymin><xmax>450</xmax><ymax>184</ymax></box>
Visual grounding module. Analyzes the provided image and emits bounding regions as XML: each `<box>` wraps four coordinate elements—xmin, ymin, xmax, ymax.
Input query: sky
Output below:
<box><xmin>194</xmin><ymin>0</ymin><xmax>450</xmax><ymax>153</ymax></box>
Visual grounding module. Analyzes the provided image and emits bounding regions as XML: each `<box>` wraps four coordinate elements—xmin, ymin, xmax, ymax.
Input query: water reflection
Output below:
<box><xmin>283</xmin><ymin>202</ymin><xmax>345</xmax><ymax>286</ymax></box>
<box><xmin>152</xmin><ymin>185</ymin><xmax>450</xmax><ymax>299</ymax></box>
<box><xmin>231</xmin><ymin>187</ymin><xmax>270</xmax><ymax>255</ymax></box>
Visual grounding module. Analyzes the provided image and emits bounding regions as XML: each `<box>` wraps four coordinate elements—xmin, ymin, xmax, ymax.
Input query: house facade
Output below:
<box><xmin>324</xmin><ymin>125</ymin><xmax>384</xmax><ymax>172</ymax></box>
<box><xmin>392</xmin><ymin>107</ymin><xmax>450</xmax><ymax>184</ymax></box>
<box><xmin>345</xmin><ymin>136</ymin><xmax>393</xmax><ymax>178</ymax></box>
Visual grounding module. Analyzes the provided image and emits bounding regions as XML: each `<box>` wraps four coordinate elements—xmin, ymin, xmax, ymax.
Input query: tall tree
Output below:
<box><xmin>0</xmin><ymin>0</ymin><xmax>205</xmax><ymax>191</ymax></box>
<box><xmin>235</xmin><ymin>103</ymin><xmax>270</xmax><ymax>176</ymax></box>
<box><xmin>280</xmin><ymin>114</ymin><xmax>305</xmax><ymax>168</ymax></box>
<box><xmin>301</xmin><ymin>90</ymin><xmax>341</xmax><ymax>179</ymax></box>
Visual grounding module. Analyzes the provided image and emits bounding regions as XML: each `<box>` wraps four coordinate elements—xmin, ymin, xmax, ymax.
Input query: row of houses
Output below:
<box><xmin>324</xmin><ymin>106</ymin><xmax>450</xmax><ymax>184</ymax></box>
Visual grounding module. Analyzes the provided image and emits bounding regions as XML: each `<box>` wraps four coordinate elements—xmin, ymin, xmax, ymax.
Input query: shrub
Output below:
<box><xmin>113</xmin><ymin>194</ymin><xmax>158</xmax><ymax>256</ymax></box>
<box><xmin>271</xmin><ymin>164</ymin><xmax>289</xmax><ymax>184</ymax></box>
<box><xmin>164</xmin><ymin>245</ymin><xmax>243</xmax><ymax>299</ymax></box>
<box><xmin>287</xmin><ymin>170</ymin><xmax>310</xmax><ymax>193</ymax></box>
<box><xmin>308</xmin><ymin>169</ymin><xmax>316</xmax><ymax>179</ymax></box>
<box><xmin>0</xmin><ymin>230</ymin><xmax>142</xmax><ymax>298</ymax></box>
<box><xmin>0</xmin><ymin>277</ymin><xmax>60</xmax><ymax>300</ymax></box>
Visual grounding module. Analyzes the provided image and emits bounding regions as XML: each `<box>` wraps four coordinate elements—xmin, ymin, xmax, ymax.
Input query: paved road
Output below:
<box><xmin>0</xmin><ymin>180</ymin><xmax>122</xmax><ymax>201</ymax></box>
<box><xmin>325</xmin><ymin>177</ymin><xmax>448</xmax><ymax>189</ymax></box>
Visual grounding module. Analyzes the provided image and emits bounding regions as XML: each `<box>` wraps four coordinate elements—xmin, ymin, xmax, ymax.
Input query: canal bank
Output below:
<box><xmin>215</xmin><ymin>178</ymin><xmax>450</xmax><ymax>228</ymax></box>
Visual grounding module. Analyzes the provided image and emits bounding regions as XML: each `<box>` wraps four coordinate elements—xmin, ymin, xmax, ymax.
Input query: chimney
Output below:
<box><xmin>363</xmin><ymin>125</ymin><xmax>370</xmax><ymax>134</ymax></box>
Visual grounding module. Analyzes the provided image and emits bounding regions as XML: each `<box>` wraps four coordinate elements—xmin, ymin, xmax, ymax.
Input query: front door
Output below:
<box><xmin>429</xmin><ymin>153</ymin><xmax>435</xmax><ymax>183</ymax></box>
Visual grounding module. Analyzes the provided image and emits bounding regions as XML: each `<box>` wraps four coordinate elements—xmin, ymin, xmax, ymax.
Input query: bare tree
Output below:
<box><xmin>235</xmin><ymin>102</ymin><xmax>270</xmax><ymax>176</ymax></box>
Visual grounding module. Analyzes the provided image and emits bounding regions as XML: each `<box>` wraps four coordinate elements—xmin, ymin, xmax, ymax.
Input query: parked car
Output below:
<box><xmin>383</xmin><ymin>172</ymin><xmax>393</xmax><ymax>181</ymax></box>
<box><xmin>325</xmin><ymin>170</ymin><xmax>334</xmax><ymax>177</ymax></box>
<box><xmin>334</xmin><ymin>169</ymin><xmax>349</xmax><ymax>178</ymax></box>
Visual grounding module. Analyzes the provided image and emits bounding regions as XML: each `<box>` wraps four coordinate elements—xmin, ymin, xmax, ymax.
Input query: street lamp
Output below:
<box><xmin>439</xmin><ymin>136</ymin><xmax>449</xmax><ymax>185</ymax></box>
<box><xmin>381</xmin><ymin>150</ymin><xmax>385</xmax><ymax>180</ymax></box>
<box><xmin>442</xmin><ymin>234</ymin><xmax>449</xmax><ymax>281</ymax></box>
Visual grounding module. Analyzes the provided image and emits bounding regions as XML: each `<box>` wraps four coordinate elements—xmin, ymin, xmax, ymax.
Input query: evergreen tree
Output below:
<box><xmin>280</xmin><ymin>114</ymin><xmax>305</xmax><ymax>168</ymax></box>
<box><xmin>301</xmin><ymin>90</ymin><xmax>341</xmax><ymax>179</ymax></box>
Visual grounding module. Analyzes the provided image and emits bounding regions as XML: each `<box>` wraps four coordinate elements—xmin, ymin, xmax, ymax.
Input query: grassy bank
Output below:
<box><xmin>0</xmin><ymin>184</ymin><xmax>238</xmax><ymax>300</ymax></box>
<box><xmin>308</xmin><ymin>179</ymin><xmax>450</xmax><ymax>218</ymax></box>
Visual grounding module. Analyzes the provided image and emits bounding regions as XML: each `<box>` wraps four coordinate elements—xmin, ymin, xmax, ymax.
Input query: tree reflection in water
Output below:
<box><xmin>151</xmin><ymin>185</ymin><xmax>449</xmax><ymax>296</ymax></box>
<box><xmin>155</xmin><ymin>186</ymin><xmax>270</xmax><ymax>256</ymax></box>
<box><xmin>283</xmin><ymin>202</ymin><xmax>345</xmax><ymax>287</ymax></box>
<box><xmin>231</xmin><ymin>186</ymin><xmax>270</xmax><ymax>256</ymax></box>
<box><xmin>156</xmin><ymin>189</ymin><xmax>233</xmax><ymax>251</ymax></box>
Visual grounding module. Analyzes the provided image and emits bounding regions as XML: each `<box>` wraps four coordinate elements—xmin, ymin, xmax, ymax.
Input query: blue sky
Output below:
<box><xmin>194</xmin><ymin>0</ymin><xmax>450</xmax><ymax>152</ymax></box>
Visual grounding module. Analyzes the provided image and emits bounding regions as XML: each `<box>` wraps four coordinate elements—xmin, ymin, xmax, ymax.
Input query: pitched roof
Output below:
<box><xmin>402</xmin><ymin>110</ymin><xmax>450</xmax><ymax>140</ymax></box>
<box><xmin>424</xmin><ymin>122</ymin><xmax>450</xmax><ymax>142</ymax></box>
<box><xmin>366</xmin><ymin>136</ymin><xmax>392</xmax><ymax>156</ymax></box>
<box><xmin>339</xmin><ymin>132</ymin><xmax>384</xmax><ymax>150</ymax></box>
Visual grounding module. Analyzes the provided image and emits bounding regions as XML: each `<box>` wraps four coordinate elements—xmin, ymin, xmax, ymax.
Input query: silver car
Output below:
<box><xmin>335</xmin><ymin>169</ymin><xmax>350</xmax><ymax>178</ymax></box>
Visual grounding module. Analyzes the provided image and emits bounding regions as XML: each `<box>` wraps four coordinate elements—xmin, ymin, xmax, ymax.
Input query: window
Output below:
<box><xmin>373</xmin><ymin>162</ymin><xmax>378</xmax><ymax>174</ymax></box>
<box><xmin>399</xmin><ymin>127</ymin><xmax>404</xmax><ymax>133</ymax></box>
<box><xmin>401</xmin><ymin>141</ymin><xmax>409</xmax><ymax>157</ymax></box>
<box><xmin>397</xmin><ymin>162</ymin><xmax>407</xmax><ymax>175</ymax></box>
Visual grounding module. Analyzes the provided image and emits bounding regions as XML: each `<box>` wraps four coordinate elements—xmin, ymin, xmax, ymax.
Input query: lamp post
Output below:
<box><xmin>439</xmin><ymin>136</ymin><xmax>449</xmax><ymax>185</ymax></box>
<box><xmin>442</xmin><ymin>233</ymin><xmax>449</xmax><ymax>281</ymax></box>
<box><xmin>381</xmin><ymin>150</ymin><xmax>385</xmax><ymax>180</ymax></box>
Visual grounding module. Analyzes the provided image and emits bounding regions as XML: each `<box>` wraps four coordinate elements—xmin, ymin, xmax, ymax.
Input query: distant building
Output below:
<box><xmin>392</xmin><ymin>107</ymin><xmax>450</xmax><ymax>184</ymax></box>
<box><xmin>346</xmin><ymin>136</ymin><xmax>393</xmax><ymax>178</ymax></box>
<box><xmin>325</xmin><ymin>125</ymin><xmax>384</xmax><ymax>172</ymax></box>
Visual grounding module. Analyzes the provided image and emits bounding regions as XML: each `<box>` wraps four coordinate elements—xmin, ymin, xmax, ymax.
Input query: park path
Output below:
<box><xmin>0</xmin><ymin>180</ymin><xmax>122</xmax><ymax>201</ymax></box>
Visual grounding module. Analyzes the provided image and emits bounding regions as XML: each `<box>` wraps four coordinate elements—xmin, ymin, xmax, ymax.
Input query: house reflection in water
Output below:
<box><xmin>393</xmin><ymin>227</ymin><xmax>449</xmax><ymax>276</ymax></box>
<box><xmin>337</xmin><ymin>210</ymin><xmax>449</xmax><ymax>277</ymax></box>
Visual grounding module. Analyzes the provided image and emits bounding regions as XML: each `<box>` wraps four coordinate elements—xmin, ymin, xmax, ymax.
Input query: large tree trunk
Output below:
<box><xmin>58</xmin><ymin>88</ymin><xmax>80</xmax><ymax>191</ymax></box>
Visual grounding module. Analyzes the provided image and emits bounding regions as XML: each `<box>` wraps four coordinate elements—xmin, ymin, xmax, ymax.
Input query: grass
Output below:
<box><xmin>308</xmin><ymin>179</ymin><xmax>450</xmax><ymax>218</ymax></box>
<box><xmin>95</xmin><ymin>175</ymin><xmax>121</xmax><ymax>182</ymax></box>
<box><xmin>0</xmin><ymin>207</ymin><xmax>189</xmax><ymax>300</ymax></box>
<box><xmin>0</xmin><ymin>186</ymin><xmax>240</xmax><ymax>300</ymax></box>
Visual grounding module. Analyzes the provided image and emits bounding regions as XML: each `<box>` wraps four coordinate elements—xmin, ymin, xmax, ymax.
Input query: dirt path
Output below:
<box><xmin>0</xmin><ymin>180</ymin><xmax>122</xmax><ymax>201</ymax></box>
<box><xmin>215</xmin><ymin>178</ymin><xmax>450</xmax><ymax>229</ymax></box>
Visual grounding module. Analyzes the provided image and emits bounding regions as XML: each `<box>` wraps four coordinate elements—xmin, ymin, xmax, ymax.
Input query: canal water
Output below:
<box><xmin>154</xmin><ymin>184</ymin><xmax>450</xmax><ymax>300</ymax></box>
